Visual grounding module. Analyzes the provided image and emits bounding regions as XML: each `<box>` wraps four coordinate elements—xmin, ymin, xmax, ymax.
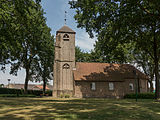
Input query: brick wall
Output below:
<box><xmin>74</xmin><ymin>79</ymin><xmax>148</xmax><ymax>98</ymax></box>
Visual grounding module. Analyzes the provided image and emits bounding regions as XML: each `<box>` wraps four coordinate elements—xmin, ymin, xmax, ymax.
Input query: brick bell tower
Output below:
<box><xmin>53</xmin><ymin>25</ymin><xmax>76</xmax><ymax>97</ymax></box>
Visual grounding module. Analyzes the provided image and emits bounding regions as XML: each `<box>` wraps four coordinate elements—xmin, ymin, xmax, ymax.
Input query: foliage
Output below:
<box><xmin>0</xmin><ymin>88</ymin><xmax>50</xmax><ymax>96</ymax></box>
<box><xmin>91</xmin><ymin>42</ymin><xmax>134</xmax><ymax>63</ymax></box>
<box><xmin>124</xmin><ymin>93</ymin><xmax>155</xmax><ymax>99</ymax></box>
<box><xmin>60</xmin><ymin>94</ymin><xmax>64</xmax><ymax>98</ymax></box>
<box><xmin>0</xmin><ymin>94</ymin><xmax>36</xmax><ymax>97</ymax></box>
<box><xmin>69</xmin><ymin>0</ymin><xmax>160</xmax><ymax>99</ymax></box>
<box><xmin>45</xmin><ymin>90</ymin><xmax>52</xmax><ymax>96</ymax></box>
<box><xmin>64</xmin><ymin>94</ymin><xmax>70</xmax><ymax>98</ymax></box>
<box><xmin>0</xmin><ymin>0</ymin><xmax>41</xmax><ymax>66</ymax></box>
<box><xmin>75</xmin><ymin>46</ymin><xmax>92</xmax><ymax>62</ymax></box>
<box><xmin>30</xmin><ymin>33</ymin><xmax>54</xmax><ymax>94</ymax></box>
<box><xmin>0</xmin><ymin>0</ymin><xmax>54</xmax><ymax>93</ymax></box>
<box><xmin>0</xmin><ymin>88</ymin><xmax>24</xmax><ymax>94</ymax></box>
<box><xmin>0</xmin><ymin>84</ymin><xmax>4</xmax><ymax>88</ymax></box>
<box><xmin>59</xmin><ymin>94</ymin><xmax>70</xmax><ymax>98</ymax></box>
<box><xmin>133</xmin><ymin>50</ymin><xmax>155</xmax><ymax>92</ymax></box>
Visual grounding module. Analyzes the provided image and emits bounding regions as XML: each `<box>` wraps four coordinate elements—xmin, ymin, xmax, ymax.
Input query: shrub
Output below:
<box><xmin>0</xmin><ymin>88</ymin><xmax>22</xmax><ymax>94</ymax></box>
<box><xmin>60</xmin><ymin>94</ymin><xmax>64</xmax><ymax>98</ymax></box>
<box><xmin>0</xmin><ymin>88</ymin><xmax>53</xmax><ymax>97</ymax></box>
<box><xmin>45</xmin><ymin>90</ymin><xmax>52</xmax><ymax>96</ymax></box>
<box><xmin>0</xmin><ymin>94</ymin><xmax>18</xmax><ymax>97</ymax></box>
<box><xmin>124</xmin><ymin>93</ymin><xmax>155</xmax><ymax>99</ymax></box>
<box><xmin>64</xmin><ymin>94</ymin><xmax>70</xmax><ymax>98</ymax></box>
<box><xmin>0</xmin><ymin>94</ymin><xmax>36</xmax><ymax>97</ymax></box>
<box><xmin>27</xmin><ymin>89</ymin><xmax>43</xmax><ymax>96</ymax></box>
<box><xmin>0</xmin><ymin>88</ymin><xmax>43</xmax><ymax>96</ymax></box>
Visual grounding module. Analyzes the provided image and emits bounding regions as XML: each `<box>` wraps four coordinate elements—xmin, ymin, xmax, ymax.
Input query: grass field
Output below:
<box><xmin>0</xmin><ymin>97</ymin><xmax>160</xmax><ymax>120</ymax></box>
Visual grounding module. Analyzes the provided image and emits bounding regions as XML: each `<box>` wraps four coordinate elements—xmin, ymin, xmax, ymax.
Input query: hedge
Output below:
<box><xmin>124</xmin><ymin>93</ymin><xmax>155</xmax><ymax>99</ymax></box>
<box><xmin>45</xmin><ymin>90</ymin><xmax>52</xmax><ymax>96</ymax></box>
<box><xmin>0</xmin><ymin>88</ymin><xmax>52</xmax><ymax>96</ymax></box>
<box><xmin>0</xmin><ymin>94</ymin><xmax>36</xmax><ymax>97</ymax></box>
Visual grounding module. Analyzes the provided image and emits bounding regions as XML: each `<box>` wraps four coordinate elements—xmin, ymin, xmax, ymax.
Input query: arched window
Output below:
<box><xmin>63</xmin><ymin>63</ymin><xmax>70</xmax><ymax>69</ymax></box>
<box><xmin>63</xmin><ymin>34</ymin><xmax>69</xmax><ymax>41</ymax></box>
<box><xmin>129</xmin><ymin>83</ymin><xmax>134</xmax><ymax>90</ymax></box>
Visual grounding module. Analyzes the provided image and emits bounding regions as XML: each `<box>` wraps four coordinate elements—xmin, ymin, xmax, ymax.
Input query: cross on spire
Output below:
<box><xmin>64</xmin><ymin>11</ymin><xmax>67</xmax><ymax>25</ymax></box>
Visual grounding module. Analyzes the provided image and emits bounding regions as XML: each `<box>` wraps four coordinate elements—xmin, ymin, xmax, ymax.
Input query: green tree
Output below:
<box><xmin>0</xmin><ymin>0</ymin><xmax>41</xmax><ymax>66</ymax></box>
<box><xmin>69</xmin><ymin>0</ymin><xmax>160</xmax><ymax>99</ymax></box>
<box><xmin>75</xmin><ymin>46</ymin><xmax>92</xmax><ymax>62</ymax></box>
<box><xmin>92</xmin><ymin>40</ymin><xmax>133</xmax><ymax>63</ymax></box>
<box><xmin>0</xmin><ymin>0</ymin><xmax>53</xmax><ymax>93</ymax></box>
<box><xmin>133</xmin><ymin>50</ymin><xmax>155</xmax><ymax>92</ymax></box>
<box><xmin>0</xmin><ymin>84</ymin><xmax>4</xmax><ymax>88</ymax></box>
<box><xmin>31</xmin><ymin>34</ymin><xmax>54</xmax><ymax>94</ymax></box>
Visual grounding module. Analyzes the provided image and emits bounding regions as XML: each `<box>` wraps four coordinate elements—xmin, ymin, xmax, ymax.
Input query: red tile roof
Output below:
<box><xmin>36</xmin><ymin>85</ymin><xmax>49</xmax><ymax>90</ymax></box>
<box><xmin>8</xmin><ymin>84</ymin><xmax>52</xmax><ymax>90</ymax></box>
<box><xmin>73</xmin><ymin>62</ymin><xmax>148</xmax><ymax>81</ymax></box>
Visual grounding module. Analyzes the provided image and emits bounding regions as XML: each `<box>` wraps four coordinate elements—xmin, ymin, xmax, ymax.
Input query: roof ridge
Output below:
<box><xmin>76</xmin><ymin>62</ymin><xmax>121</xmax><ymax>65</ymax></box>
<box><xmin>76</xmin><ymin>62</ymin><xmax>137</xmax><ymax>66</ymax></box>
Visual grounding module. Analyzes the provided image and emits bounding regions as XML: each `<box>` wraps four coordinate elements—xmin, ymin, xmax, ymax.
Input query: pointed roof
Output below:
<box><xmin>56</xmin><ymin>25</ymin><xmax>76</xmax><ymax>34</ymax></box>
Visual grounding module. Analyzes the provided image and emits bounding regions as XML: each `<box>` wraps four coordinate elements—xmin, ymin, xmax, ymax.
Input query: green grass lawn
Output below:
<box><xmin>0</xmin><ymin>97</ymin><xmax>160</xmax><ymax>120</ymax></box>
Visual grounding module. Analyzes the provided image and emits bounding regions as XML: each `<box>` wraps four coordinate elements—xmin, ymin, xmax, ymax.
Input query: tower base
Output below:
<box><xmin>53</xmin><ymin>90</ymin><xmax>74</xmax><ymax>98</ymax></box>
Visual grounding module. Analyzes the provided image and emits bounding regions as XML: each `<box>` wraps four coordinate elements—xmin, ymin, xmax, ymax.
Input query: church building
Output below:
<box><xmin>53</xmin><ymin>25</ymin><xmax>148</xmax><ymax>98</ymax></box>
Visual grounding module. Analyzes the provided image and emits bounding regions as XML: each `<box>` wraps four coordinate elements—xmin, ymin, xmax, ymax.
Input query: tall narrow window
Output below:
<box><xmin>109</xmin><ymin>82</ymin><xmax>114</xmax><ymax>90</ymax></box>
<box><xmin>90</xmin><ymin>82</ymin><xmax>96</xmax><ymax>90</ymax></box>
<box><xmin>129</xmin><ymin>83</ymin><xmax>134</xmax><ymax>90</ymax></box>
<box><xmin>63</xmin><ymin>34</ymin><xmax>69</xmax><ymax>41</ymax></box>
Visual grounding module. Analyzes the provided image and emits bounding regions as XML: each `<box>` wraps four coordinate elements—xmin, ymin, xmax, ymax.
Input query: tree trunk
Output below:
<box><xmin>149</xmin><ymin>73</ymin><xmax>154</xmax><ymax>93</ymax></box>
<box><xmin>150</xmin><ymin>81</ymin><xmax>154</xmax><ymax>93</ymax></box>
<box><xmin>137</xmin><ymin>78</ymin><xmax>140</xmax><ymax>93</ymax></box>
<box><xmin>154</xmin><ymin>59</ymin><xmax>159</xmax><ymax>99</ymax></box>
<box><xmin>24</xmin><ymin>67</ymin><xmax>29</xmax><ymax>94</ymax></box>
<box><xmin>42</xmin><ymin>69</ymin><xmax>47</xmax><ymax>95</ymax></box>
<box><xmin>153</xmin><ymin>29</ymin><xmax>159</xmax><ymax>99</ymax></box>
<box><xmin>43</xmin><ymin>78</ymin><xmax>46</xmax><ymax>95</ymax></box>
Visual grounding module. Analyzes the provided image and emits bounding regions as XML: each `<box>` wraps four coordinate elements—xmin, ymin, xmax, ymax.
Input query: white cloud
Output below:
<box><xmin>76</xmin><ymin>31</ymin><xmax>96</xmax><ymax>52</ymax></box>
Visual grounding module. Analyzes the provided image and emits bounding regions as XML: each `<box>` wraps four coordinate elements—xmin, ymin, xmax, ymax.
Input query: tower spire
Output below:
<box><xmin>64</xmin><ymin>11</ymin><xmax>67</xmax><ymax>25</ymax></box>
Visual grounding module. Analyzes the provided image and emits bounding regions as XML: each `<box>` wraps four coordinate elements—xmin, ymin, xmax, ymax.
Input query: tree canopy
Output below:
<box><xmin>69</xmin><ymin>0</ymin><xmax>160</xmax><ymax>99</ymax></box>
<box><xmin>75</xmin><ymin>46</ymin><xmax>92</xmax><ymax>62</ymax></box>
<box><xmin>0</xmin><ymin>0</ymin><xmax>54</xmax><ymax>93</ymax></box>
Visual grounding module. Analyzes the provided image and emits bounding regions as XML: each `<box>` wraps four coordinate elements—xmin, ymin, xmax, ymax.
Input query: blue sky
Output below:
<box><xmin>42</xmin><ymin>0</ymin><xmax>96</xmax><ymax>51</ymax></box>
<box><xmin>0</xmin><ymin>0</ymin><xmax>96</xmax><ymax>85</ymax></box>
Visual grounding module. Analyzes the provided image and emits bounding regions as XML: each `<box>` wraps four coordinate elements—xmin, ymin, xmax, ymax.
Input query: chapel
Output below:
<box><xmin>53</xmin><ymin>25</ymin><xmax>148</xmax><ymax>98</ymax></box>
